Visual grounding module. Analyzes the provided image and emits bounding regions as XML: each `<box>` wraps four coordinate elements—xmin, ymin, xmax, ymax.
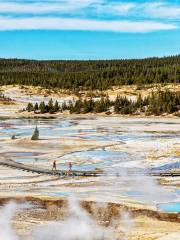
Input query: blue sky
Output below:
<box><xmin>0</xmin><ymin>0</ymin><xmax>179</xmax><ymax>59</ymax></box>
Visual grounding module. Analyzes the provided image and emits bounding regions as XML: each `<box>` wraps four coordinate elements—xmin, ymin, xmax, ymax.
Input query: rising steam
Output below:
<box><xmin>32</xmin><ymin>196</ymin><xmax>115</xmax><ymax>240</ymax></box>
<box><xmin>0</xmin><ymin>198</ymin><xmax>126</xmax><ymax>240</ymax></box>
<box><xmin>0</xmin><ymin>202</ymin><xmax>19</xmax><ymax>240</ymax></box>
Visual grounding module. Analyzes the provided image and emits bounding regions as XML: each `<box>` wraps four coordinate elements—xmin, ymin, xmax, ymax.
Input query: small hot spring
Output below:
<box><xmin>157</xmin><ymin>202</ymin><xmax>180</xmax><ymax>213</ymax></box>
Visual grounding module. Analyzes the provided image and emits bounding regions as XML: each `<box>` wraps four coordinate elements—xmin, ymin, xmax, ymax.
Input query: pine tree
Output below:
<box><xmin>39</xmin><ymin>101</ymin><xmax>46</xmax><ymax>114</ymax></box>
<box><xmin>48</xmin><ymin>98</ymin><xmax>54</xmax><ymax>112</ymax></box>
<box><xmin>34</xmin><ymin>102</ymin><xmax>39</xmax><ymax>111</ymax></box>
<box><xmin>54</xmin><ymin>100</ymin><xmax>59</xmax><ymax>112</ymax></box>
<box><xmin>136</xmin><ymin>94</ymin><xmax>143</xmax><ymax>108</ymax></box>
<box><xmin>83</xmin><ymin>98</ymin><xmax>94</xmax><ymax>113</ymax></box>
<box><xmin>62</xmin><ymin>101</ymin><xmax>67</xmax><ymax>111</ymax></box>
<box><xmin>31</xmin><ymin>126</ymin><xmax>39</xmax><ymax>140</ymax></box>
<box><xmin>26</xmin><ymin>102</ymin><xmax>34</xmax><ymax>112</ymax></box>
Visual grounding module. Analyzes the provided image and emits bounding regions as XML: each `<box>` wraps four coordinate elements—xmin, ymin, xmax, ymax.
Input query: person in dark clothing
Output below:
<box><xmin>69</xmin><ymin>162</ymin><xmax>72</xmax><ymax>171</ymax></box>
<box><xmin>52</xmin><ymin>160</ymin><xmax>57</xmax><ymax>171</ymax></box>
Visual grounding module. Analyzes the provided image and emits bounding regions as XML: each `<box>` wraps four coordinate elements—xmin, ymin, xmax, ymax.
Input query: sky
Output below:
<box><xmin>0</xmin><ymin>0</ymin><xmax>179</xmax><ymax>60</ymax></box>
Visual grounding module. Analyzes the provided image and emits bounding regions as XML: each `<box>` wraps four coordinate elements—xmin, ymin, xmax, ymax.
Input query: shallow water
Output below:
<box><xmin>0</xmin><ymin>117</ymin><xmax>179</xmax><ymax>207</ymax></box>
<box><xmin>158</xmin><ymin>202</ymin><xmax>180</xmax><ymax>213</ymax></box>
<box><xmin>152</xmin><ymin>161</ymin><xmax>180</xmax><ymax>172</ymax></box>
<box><xmin>58</xmin><ymin>150</ymin><xmax>130</xmax><ymax>171</ymax></box>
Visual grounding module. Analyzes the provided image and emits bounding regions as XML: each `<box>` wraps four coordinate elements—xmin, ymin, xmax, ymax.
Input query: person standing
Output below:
<box><xmin>69</xmin><ymin>162</ymin><xmax>72</xmax><ymax>171</ymax></box>
<box><xmin>52</xmin><ymin>160</ymin><xmax>57</xmax><ymax>171</ymax></box>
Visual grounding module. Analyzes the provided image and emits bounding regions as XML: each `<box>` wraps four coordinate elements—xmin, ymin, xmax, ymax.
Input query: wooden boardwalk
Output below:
<box><xmin>0</xmin><ymin>159</ymin><xmax>179</xmax><ymax>177</ymax></box>
<box><xmin>150</xmin><ymin>172</ymin><xmax>180</xmax><ymax>177</ymax></box>
<box><xmin>0</xmin><ymin>159</ymin><xmax>103</xmax><ymax>177</ymax></box>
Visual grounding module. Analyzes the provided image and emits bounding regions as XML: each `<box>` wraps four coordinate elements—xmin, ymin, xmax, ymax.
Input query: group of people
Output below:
<box><xmin>52</xmin><ymin>160</ymin><xmax>72</xmax><ymax>172</ymax></box>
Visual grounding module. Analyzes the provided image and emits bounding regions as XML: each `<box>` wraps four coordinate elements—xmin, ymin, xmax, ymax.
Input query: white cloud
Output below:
<box><xmin>0</xmin><ymin>1</ymin><xmax>180</xmax><ymax>20</ymax></box>
<box><xmin>95</xmin><ymin>2</ymin><xmax>136</xmax><ymax>16</ymax></box>
<box><xmin>142</xmin><ymin>2</ymin><xmax>180</xmax><ymax>19</ymax></box>
<box><xmin>0</xmin><ymin>0</ymin><xmax>102</xmax><ymax>13</ymax></box>
<box><xmin>0</xmin><ymin>1</ymin><xmax>136</xmax><ymax>16</ymax></box>
<box><xmin>0</xmin><ymin>16</ymin><xmax>177</xmax><ymax>32</ymax></box>
<box><xmin>0</xmin><ymin>1</ymin><xmax>178</xmax><ymax>32</ymax></box>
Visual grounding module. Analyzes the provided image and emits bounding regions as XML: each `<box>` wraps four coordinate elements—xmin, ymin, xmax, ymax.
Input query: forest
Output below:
<box><xmin>0</xmin><ymin>55</ymin><xmax>180</xmax><ymax>90</ymax></box>
<box><xmin>26</xmin><ymin>90</ymin><xmax>180</xmax><ymax>116</ymax></box>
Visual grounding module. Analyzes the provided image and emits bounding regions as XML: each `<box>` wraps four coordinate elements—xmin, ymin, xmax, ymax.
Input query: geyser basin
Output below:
<box><xmin>158</xmin><ymin>202</ymin><xmax>180</xmax><ymax>213</ymax></box>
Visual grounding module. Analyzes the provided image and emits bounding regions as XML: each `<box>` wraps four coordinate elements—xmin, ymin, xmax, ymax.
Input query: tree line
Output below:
<box><xmin>26</xmin><ymin>99</ymin><xmax>60</xmax><ymax>114</ymax></box>
<box><xmin>26</xmin><ymin>90</ymin><xmax>180</xmax><ymax>116</ymax></box>
<box><xmin>0</xmin><ymin>91</ymin><xmax>13</xmax><ymax>102</ymax></box>
<box><xmin>0</xmin><ymin>56</ymin><xmax>179</xmax><ymax>91</ymax></box>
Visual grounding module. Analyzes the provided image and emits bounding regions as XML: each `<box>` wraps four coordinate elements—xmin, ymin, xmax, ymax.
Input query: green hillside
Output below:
<box><xmin>0</xmin><ymin>55</ymin><xmax>179</xmax><ymax>90</ymax></box>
